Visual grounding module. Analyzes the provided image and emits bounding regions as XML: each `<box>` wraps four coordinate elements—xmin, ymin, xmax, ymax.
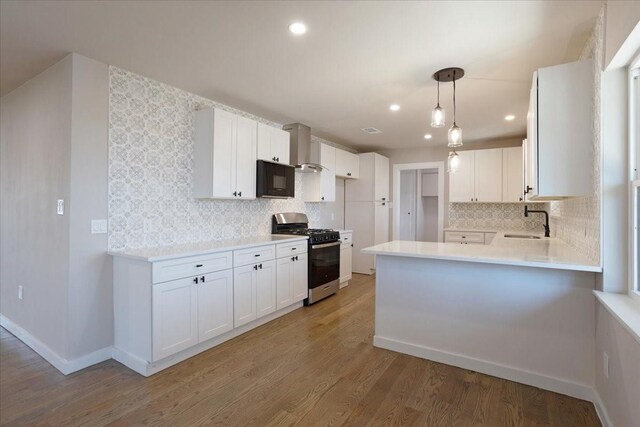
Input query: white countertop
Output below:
<box><xmin>362</xmin><ymin>232</ymin><xmax>602</xmax><ymax>272</ymax></box>
<box><xmin>444</xmin><ymin>227</ymin><xmax>501</xmax><ymax>233</ymax></box>
<box><xmin>108</xmin><ymin>235</ymin><xmax>308</xmax><ymax>262</ymax></box>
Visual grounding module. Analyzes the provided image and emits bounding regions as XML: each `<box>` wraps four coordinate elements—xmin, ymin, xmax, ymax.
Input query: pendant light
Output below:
<box><xmin>447</xmin><ymin>69</ymin><xmax>463</xmax><ymax>148</ymax></box>
<box><xmin>447</xmin><ymin>150</ymin><xmax>460</xmax><ymax>173</ymax></box>
<box><xmin>430</xmin><ymin>78</ymin><xmax>445</xmax><ymax>128</ymax></box>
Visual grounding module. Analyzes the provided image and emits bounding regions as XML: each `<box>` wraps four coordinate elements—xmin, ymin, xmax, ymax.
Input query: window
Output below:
<box><xmin>630</xmin><ymin>64</ymin><xmax>640</xmax><ymax>301</ymax></box>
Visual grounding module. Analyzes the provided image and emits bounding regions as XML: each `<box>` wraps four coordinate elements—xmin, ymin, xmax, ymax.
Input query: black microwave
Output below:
<box><xmin>257</xmin><ymin>160</ymin><xmax>295</xmax><ymax>198</ymax></box>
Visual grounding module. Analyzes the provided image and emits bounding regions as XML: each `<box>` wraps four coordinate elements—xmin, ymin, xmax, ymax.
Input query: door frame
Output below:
<box><xmin>392</xmin><ymin>162</ymin><xmax>445</xmax><ymax>242</ymax></box>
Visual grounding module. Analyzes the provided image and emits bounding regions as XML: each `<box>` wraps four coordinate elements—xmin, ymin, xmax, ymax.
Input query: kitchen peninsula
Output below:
<box><xmin>363</xmin><ymin>233</ymin><xmax>602</xmax><ymax>401</ymax></box>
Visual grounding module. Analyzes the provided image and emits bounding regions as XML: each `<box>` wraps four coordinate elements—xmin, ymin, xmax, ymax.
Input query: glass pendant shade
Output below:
<box><xmin>431</xmin><ymin>105</ymin><xmax>445</xmax><ymax>128</ymax></box>
<box><xmin>448</xmin><ymin>151</ymin><xmax>460</xmax><ymax>173</ymax></box>
<box><xmin>448</xmin><ymin>123</ymin><xmax>463</xmax><ymax>148</ymax></box>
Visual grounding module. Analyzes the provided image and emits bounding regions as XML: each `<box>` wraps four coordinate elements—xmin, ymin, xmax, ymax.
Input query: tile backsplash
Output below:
<box><xmin>449</xmin><ymin>203</ymin><xmax>550</xmax><ymax>233</ymax></box>
<box><xmin>108</xmin><ymin>67</ymin><xmax>345</xmax><ymax>251</ymax></box>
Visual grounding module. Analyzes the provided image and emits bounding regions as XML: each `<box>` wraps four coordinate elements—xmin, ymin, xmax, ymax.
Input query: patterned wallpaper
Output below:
<box><xmin>550</xmin><ymin>7</ymin><xmax>604</xmax><ymax>264</ymax></box>
<box><xmin>108</xmin><ymin>67</ymin><xmax>348</xmax><ymax>251</ymax></box>
<box><xmin>449</xmin><ymin>203</ymin><xmax>550</xmax><ymax>233</ymax></box>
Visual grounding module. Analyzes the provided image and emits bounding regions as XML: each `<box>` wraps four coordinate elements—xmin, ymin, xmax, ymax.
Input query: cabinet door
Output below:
<box><xmin>276</xmin><ymin>256</ymin><xmax>294</xmax><ymax>310</ymax></box>
<box><xmin>335</xmin><ymin>149</ymin><xmax>350</xmax><ymax>178</ymax></box>
<box><xmin>348</xmin><ymin>152</ymin><xmax>360</xmax><ymax>179</ymax></box>
<box><xmin>340</xmin><ymin>244</ymin><xmax>353</xmax><ymax>284</ymax></box>
<box><xmin>292</xmin><ymin>253</ymin><xmax>308</xmax><ymax>303</ymax></box>
<box><xmin>502</xmin><ymin>146</ymin><xmax>524</xmax><ymax>202</ymax></box>
<box><xmin>525</xmin><ymin>73</ymin><xmax>539</xmax><ymax>199</ymax></box>
<box><xmin>374</xmin><ymin>154</ymin><xmax>390</xmax><ymax>201</ymax></box>
<box><xmin>257</xmin><ymin>122</ymin><xmax>273</xmax><ymax>162</ymax></box>
<box><xmin>235</xmin><ymin>115</ymin><xmax>257</xmax><ymax>199</ymax></box>
<box><xmin>272</xmin><ymin>128</ymin><xmax>290</xmax><ymax>165</ymax></box>
<box><xmin>152</xmin><ymin>278</ymin><xmax>198</xmax><ymax>361</ymax></box>
<box><xmin>211</xmin><ymin>109</ymin><xmax>237</xmax><ymax>198</ymax></box>
<box><xmin>233</xmin><ymin>264</ymin><xmax>257</xmax><ymax>327</ymax></box>
<box><xmin>320</xmin><ymin>169</ymin><xmax>336</xmax><ymax>202</ymax></box>
<box><xmin>474</xmin><ymin>148</ymin><xmax>503</xmax><ymax>202</ymax></box>
<box><xmin>374</xmin><ymin>202</ymin><xmax>390</xmax><ymax>245</ymax></box>
<box><xmin>198</xmin><ymin>269</ymin><xmax>233</xmax><ymax>342</ymax></box>
<box><xmin>256</xmin><ymin>260</ymin><xmax>276</xmax><ymax>318</ymax></box>
<box><xmin>449</xmin><ymin>151</ymin><xmax>475</xmax><ymax>202</ymax></box>
<box><xmin>319</xmin><ymin>143</ymin><xmax>336</xmax><ymax>170</ymax></box>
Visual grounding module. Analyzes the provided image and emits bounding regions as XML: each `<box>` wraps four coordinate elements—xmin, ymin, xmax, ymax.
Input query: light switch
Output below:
<box><xmin>91</xmin><ymin>219</ymin><xmax>108</xmax><ymax>234</ymax></box>
<box><xmin>57</xmin><ymin>199</ymin><xmax>64</xmax><ymax>215</ymax></box>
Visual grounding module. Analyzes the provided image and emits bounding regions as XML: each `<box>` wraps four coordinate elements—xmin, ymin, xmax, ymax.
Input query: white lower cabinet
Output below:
<box><xmin>339</xmin><ymin>231</ymin><xmax>353</xmax><ymax>287</ymax></box>
<box><xmin>233</xmin><ymin>263</ymin><xmax>257</xmax><ymax>327</ymax></box>
<box><xmin>197</xmin><ymin>269</ymin><xmax>234</xmax><ymax>342</ymax></box>
<box><xmin>276</xmin><ymin>252</ymin><xmax>308</xmax><ymax>310</ymax></box>
<box><xmin>152</xmin><ymin>277</ymin><xmax>199</xmax><ymax>361</ymax></box>
<box><xmin>256</xmin><ymin>260</ymin><xmax>277</xmax><ymax>318</ymax></box>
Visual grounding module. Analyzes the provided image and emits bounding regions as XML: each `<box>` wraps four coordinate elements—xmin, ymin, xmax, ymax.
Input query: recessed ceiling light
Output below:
<box><xmin>505</xmin><ymin>114</ymin><xmax>515</xmax><ymax>121</ymax></box>
<box><xmin>424</xmin><ymin>134</ymin><xmax>432</xmax><ymax>140</ymax></box>
<box><xmin>289</xmin><ymin>22</ymin><xmax>307</xmax><ymax>35</ymax></box>
<box><xmin>389</xmin><ymin>104</ymin><xmax>400</xmax><ymax>112</ymax></box>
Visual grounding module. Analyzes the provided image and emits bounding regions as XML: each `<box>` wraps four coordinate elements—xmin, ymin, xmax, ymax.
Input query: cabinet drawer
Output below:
<box><xmin>444</xmin><ymin>231</ymin><xmax>485</xmax><ymax>244</ymax></box>
<box><xmin>152</xmin><ymin>252</ymin><xmax>233</xmax><ymax>284</ymax></box>
<box><xmin>340</xmin><ymin>232</ymin><xmax>353</xmax><ymax>245</ymax></box>
<box><xmin>234</xmin><ymin>244</ymin><xmax>276</xmax><ymax>267</ymax></box>
<box><xmin>276</xmin><ymin>241</ymin><xmax>308</xmax><ymax>258</ymax></box>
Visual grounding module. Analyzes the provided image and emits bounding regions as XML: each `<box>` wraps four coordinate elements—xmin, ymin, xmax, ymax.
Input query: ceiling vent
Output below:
<box><xmin>361</xmin><ymin>127</ymin><xmax>382</xmax><ymax>134</ymax></box>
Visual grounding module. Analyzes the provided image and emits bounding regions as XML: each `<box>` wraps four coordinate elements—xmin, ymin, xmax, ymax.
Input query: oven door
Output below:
<box><xmin>257</xmin><ymin>160</ymin><xmax>295</xmax><ymax>198</ymax></box>
<box><xmin>309</xmin><ymin>241</ymin><xmax>340</xmax><ymax>289</ymax></box>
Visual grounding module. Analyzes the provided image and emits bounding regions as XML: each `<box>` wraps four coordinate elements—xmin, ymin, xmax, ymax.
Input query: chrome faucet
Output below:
<box><xmin>524</xmin><ymin>205</ymin><xmax>550</xmax><ymax>237</ymax></box>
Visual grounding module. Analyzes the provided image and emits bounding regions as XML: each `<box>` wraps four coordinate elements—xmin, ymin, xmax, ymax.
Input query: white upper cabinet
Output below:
<box><xmin>303</xmin><ymin>142</ymin><xmax>336</xmax><ymax>202</ymax></box>
<box><xmin>193</xmin><ymin>107</ymin><xmax>257</xmax><ymax>200</ymax></box>
<box><xmin>474</xmin><ymin>148</ymin><xmax>503</xmax><ymax>202</ymax></box>
<box><xmin>311</xmin><ymin>141</ymin><xmax>336</xmax><ymax>170</ymax></box>
<box><xmin>257</xmin><ymin>123</ymin><xmax>290</xmax><ymax>165</ymax></box>
<box><xmin>503</xmin><ymin>146</ymin><xmax>524</xmax><ymax>202</ymax></box>
<box><xmin>526</xmin><ymin>60</ymin><xmax>594</xmax><ymax>200</ymax></box>
<box><xmin>346</xmin><ymin>153</ymin><xmax>389</xmax><ymax>202</ymax></box>
<box><xmin>335</xmin><ymin>149</ymin><xmax>360</xmax><ymax>179</ymax></box>
<box><xmin>449</xmin><ymin>151</ymin><xmax>475</xmax><ymax>202</ymax></box>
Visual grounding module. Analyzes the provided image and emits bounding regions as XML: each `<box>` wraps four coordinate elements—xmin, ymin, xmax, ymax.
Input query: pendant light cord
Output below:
<box><xmin>452</xmin><ymin>70</ymin><xmax>456</xmax><ymax>125</ymax></box>
<box><xmin>437</xmin><ymin>78</ymin><xmax>440</xmax><ymax>107</ymax></box>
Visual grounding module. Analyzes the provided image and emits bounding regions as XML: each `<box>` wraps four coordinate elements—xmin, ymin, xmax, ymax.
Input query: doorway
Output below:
<box><xmin>393</xmin><ymin>162</ymin><xmax>444</xmax><ymax>242</ymax></box>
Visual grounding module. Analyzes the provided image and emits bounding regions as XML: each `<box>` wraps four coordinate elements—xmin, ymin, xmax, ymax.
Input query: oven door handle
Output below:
<box><xmin>311</xmin><ymin>241</ymin><xmax>341</xmax><ymax>249</ymax></box>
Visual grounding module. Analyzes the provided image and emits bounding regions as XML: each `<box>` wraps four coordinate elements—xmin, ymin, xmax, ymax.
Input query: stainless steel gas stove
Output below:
<box><xmin>272</xmin><ymin>213</ymin><xmax>340</xmax><ymax>304</ymax></box>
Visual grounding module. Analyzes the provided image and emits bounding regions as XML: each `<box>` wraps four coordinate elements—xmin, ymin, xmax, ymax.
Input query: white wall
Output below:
<box><xmin>604</xmin><ymin>1</ymin><xmax>640</xmax><ymax>69</ymax></box>
<box><xmin>595</xmin><ymin>304</ymin><xmax>640</xmax><ymax>427</ymax></box>
<box><xmin>1</xmin><ymin>53</ymin><xmax>111</xmax><ymax>367</ymax></box>
<box><xmin>1</xmin><ymin>55</ymin><xmax>73</xmax><ymax>358</ymax></box>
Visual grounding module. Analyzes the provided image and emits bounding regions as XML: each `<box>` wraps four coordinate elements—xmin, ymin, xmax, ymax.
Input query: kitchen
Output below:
<box><xmin>1</xmin><ymin>1</ymin><xmax>639</xmax><ymax>426</ymax></box>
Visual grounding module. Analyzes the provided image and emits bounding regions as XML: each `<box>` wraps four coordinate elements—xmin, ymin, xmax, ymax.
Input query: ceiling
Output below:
<box><xmin>0</xmin><ymin>1</ymin><xmax>602</xmax><ymax>151</ymax></box>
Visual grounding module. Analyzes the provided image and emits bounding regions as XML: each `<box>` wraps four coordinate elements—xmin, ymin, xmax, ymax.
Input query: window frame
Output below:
<box><xmin>629</xmin><ymin>61</ymin><xmax>640</xmax><ymax>303</ymax></box>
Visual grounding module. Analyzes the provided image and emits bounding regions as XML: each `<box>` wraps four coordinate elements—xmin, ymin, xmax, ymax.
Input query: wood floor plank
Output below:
<box><xmin>0</xmin><ymin>273</ymin><xmax>601</xmax><ymax>426</ymax></box>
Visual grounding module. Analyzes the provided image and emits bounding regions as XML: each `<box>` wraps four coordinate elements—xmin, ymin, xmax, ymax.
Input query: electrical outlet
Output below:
<box><xmin>57</xmin><ymin>199</ymin><xmax>64</xmax><ymax>215</ymax></box>
<box><xmin>18</xmin><ymin>285</ymin><xmax>23</xmax><ymax>300</ymax></box>
<box><xmin>603</xmin><ymin>352</ymin><xmax>609</xmax><ymax>379</ymax></box>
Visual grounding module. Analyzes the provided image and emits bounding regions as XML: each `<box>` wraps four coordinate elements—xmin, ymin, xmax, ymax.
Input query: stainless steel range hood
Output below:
<box><xmin>282</xmin><ymin>123</ymin><xmax>323</xmax><ymax>173</ymax></box>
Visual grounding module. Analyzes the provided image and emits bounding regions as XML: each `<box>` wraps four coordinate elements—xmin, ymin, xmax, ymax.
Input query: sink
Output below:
<box><xmin>504</xmin><ymin>234</ymin><xmax>542</xmax><ymax>239</ymax></box>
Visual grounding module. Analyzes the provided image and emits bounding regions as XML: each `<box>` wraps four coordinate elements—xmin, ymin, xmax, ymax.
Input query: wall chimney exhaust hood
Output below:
<box><xmin>282</xmin><ymin>123</ymin><xmax>324</xmax><ymax>172</ymax></box>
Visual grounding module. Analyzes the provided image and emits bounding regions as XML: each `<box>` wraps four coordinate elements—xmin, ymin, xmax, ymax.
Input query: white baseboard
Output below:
<box><xmin>1</xmin><ymin>314</ymin><xmax>112</xmax><ymax>375</ymax></box>
<box><xmin>374</xmin><ymin>335</ymin><xmax>594</xmax><ymax>402</ymax></box>
<box><xmin>591</xmin><ymin>389</ymin><xmax>613</xmax><ymax>427</ymax></box>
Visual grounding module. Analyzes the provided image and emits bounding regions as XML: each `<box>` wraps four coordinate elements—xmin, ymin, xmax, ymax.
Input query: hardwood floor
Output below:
<box><xmin>0</xmin><ymin>274</ymin><xmax>600</xmax><ymax>426</ymax></box>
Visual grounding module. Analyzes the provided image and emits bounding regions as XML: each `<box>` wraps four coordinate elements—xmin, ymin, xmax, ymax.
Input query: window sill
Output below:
<box><xmin>594</xmin><ymin>290</ymin><xmax>640</xmax><ymax>345</ymax></box>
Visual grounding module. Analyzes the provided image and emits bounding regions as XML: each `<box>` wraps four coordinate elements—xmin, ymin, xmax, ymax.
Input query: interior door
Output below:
<box><xmin>235</xmin><ymin>115</ymin><xmax>257</xmax><ymax>199</ymax></box>
<box><xmin>449</xmin><ymin>151</ymin><xmax>475</xmax><ymax>202</ymax></box>
<box><xmin>197</xmin><ymin>269</ymin><xmax>233</xmax><ymax>342</ymax></box>
<box><xmin>474</xmin><ymin>148</ymin><xmax>503</xmax><ymax>202</ymax></box>
<box><xmin>211</xmin><ymin>109</ymin><xmax>236</xmax><ymax>198</ymax></box>
<box><xmin>399</xmin><ymin>170</ymin><xmax>417</xmax><ymax>240</ymax></box>
<box><xmin>233</xmin><ymin>264</ymin><xmax>256</xmax><ymax>327</ymax></box>
<box><xmin>256</xmin><ymin>260</ymin><xmax>276</xmax><ymax>318</ymax></box>
<box><xmin>152</xmin><ymin>277</ymin><xmax>198</xmax><ymax>361</ymax></box>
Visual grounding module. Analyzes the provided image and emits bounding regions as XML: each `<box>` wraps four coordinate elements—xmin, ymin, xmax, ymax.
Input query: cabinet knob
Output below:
<box><xmin>382</xmin><ymin>197</ymin><xmax>386</xmax><ymax>201</ymax></box>
<box><xmin>273</xmin><ymin>157</ymin><xmax>276</xmax><ymax>161</ymax></box>
<box><xmin>295</xmin><ymin>256</ymin><xmax>298</xmax><ymax>261</ymax></box>
<box><xmin>200</xmin><ymin>276</ymin><xmax>205</xmax><ymax>282</ymax></box>
<box><xmin>351</xmin><ymin>244</ymin><xmax>353</xmax><ymax>247</ymax></box>
<box><xmin>193</xmin><ymin>277</ymin><xmax>199</xmax><ymax>284</ymax></box>
<box><xmin>347</xmin><ymin>172</ymin><xmax>351</xmax><ymax>176</ymax></box>
<box><xmin>238</xmin><ymin>191</ymin><xmax>242</xmax><ymax>197</ymax></box>
<box><xmin>276</xmin><ymin>157</ymin><xmax>280</xmax><ymax>162</ymax></box>
<box><xmin>382</xmin><ymin>202</ymin><xmax>386</xmax><ymax>206</ymax></box>
<box><xmin>258</xmin><ymin>263</ymin><xmax>263</xmax><ymax>269</ymax></box>
<box><xmin>254</xmin><ymin>254</ymin><xmax>260</xmax><ymax>257</ymax></box>
<box><xmin>233</xmin><ymin>191</ymin><xmax>237</xmax><ymax>197</ymax></box>
<box><xmin>254</xmin><ymin>265</ymin><xmax>258</xmax><ymax>270</ymax></box>
<box><xmin>291</xmin><ymin>256</ymin><xmax>295</xmax><ymax>261</ymax></box>
<box><xmin>195</xmin><ymin>264</ymin><xmax>203</xmax><ymax>268</ymax></box>
<box><xmin>291</xmin><ymin>247</ymin><xmax>296</xmax><ymax>250</ymax></box>
<box><xmin>321</xmin><ymin>196</ymin><xmax>325</xmax><ymax>200</ymax></box>
<box><xmin>519</xmin><ymin>197</ymin><xmax>523</xmax><ymax>201</ymax></box>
